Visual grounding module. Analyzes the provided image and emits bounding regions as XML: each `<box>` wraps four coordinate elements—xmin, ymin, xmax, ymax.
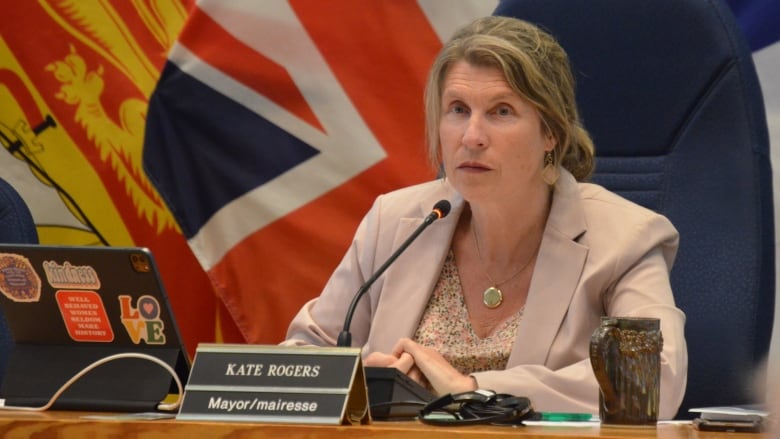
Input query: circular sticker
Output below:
<box><xmin>0</xmin><ymin>253</ymin><xmax>42</xmax><ymax>302</ymax></box>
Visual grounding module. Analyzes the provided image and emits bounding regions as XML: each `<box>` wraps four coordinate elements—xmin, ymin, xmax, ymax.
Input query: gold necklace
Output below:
<box><xmin>472</xmin><ymin>223</ymin><xmax>537</xmax><ymax>309</ymax></box>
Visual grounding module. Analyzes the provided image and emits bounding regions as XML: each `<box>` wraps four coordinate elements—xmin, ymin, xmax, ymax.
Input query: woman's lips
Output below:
<box><xmin>458</xmin><ymin>161</ymin><xmax>491</xmax><ymax>171</ymax></box>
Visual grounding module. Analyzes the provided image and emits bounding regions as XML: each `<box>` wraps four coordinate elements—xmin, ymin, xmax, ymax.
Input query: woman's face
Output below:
<box><xmin>439</xmin><ymin>60</ymin><xmax>554</xmax><ymax>204</ymax></box>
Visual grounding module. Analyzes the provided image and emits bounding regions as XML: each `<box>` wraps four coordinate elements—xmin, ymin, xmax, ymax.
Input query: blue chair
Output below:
<box><xmin>0</xmin><ymin>176</ymin><xmax>38</xmax><ymax>381</ymax></box>
<box><xmin>494</xmin><ymin>0</ymin><xmax>775</xmax><ymax>417</ymax></box>
<box><xmin>0</xmin><ymin>176</ymin><xmax>38</xmax><ymax>244</ymax></box>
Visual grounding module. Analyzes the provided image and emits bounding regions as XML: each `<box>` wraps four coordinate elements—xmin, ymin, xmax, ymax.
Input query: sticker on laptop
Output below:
<box><xmin>119</xmin><ymin>295</ymin><xmax>167</xmax><ymax>345</ymax></box>
<box><xmin>0</xmin><ymin>253</ymin><xmax>42</xmax><ymax>302</ymax></box>
<box><xmin>55</xmin><ymin>290</ymin><xmax>115</xmax><ymax>342</ymax></box>
<box><xmin>42</xmin><ymin>260</ymin><xmax>101</xmax><ymax>290</ymax></box>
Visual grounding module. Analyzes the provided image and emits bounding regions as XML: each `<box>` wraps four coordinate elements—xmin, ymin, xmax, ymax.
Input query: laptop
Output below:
<box><xmin>0</xmin><ymin>244</ymin><xmax>190</xmax><ymax>411</ymax></box>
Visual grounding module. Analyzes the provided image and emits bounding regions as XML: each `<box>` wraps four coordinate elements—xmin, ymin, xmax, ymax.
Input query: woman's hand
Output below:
<box><xmin>392</xmin><ymin>338</ymin><xmax>477</xmax><ymax>395</ymax></box>
<box><xmin>364</xmin><ymin>350</ymin><xmax>428</xmax><ymax>389</ymax></box>
<box><xmin>364</xmin><ymin>351</ymin><xmax>413</xmax><ymax>371</ymax></box>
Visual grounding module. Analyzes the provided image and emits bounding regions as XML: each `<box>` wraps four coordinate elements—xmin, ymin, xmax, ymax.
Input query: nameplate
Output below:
<box><xmin>177</xmin><ymin>343</ymin><xmax>369</xmax><ymax>425</ymax></box>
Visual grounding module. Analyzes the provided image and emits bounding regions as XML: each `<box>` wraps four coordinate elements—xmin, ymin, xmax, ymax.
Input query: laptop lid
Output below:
<box><xmin>0</xmin><ymin>244</ymin><xmax>190</xmax><ymax>411</ymax></box>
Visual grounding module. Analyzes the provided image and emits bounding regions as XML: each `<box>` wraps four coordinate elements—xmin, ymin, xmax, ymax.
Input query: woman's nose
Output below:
<box><xmin>462</xmin><ymin>115</ymin><xmax>487</xmax><ymax>148</ymax></box>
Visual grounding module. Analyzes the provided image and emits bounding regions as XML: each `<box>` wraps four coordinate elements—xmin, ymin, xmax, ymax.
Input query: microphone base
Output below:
<box><xmin>336</xmin><ymin>331</ymin><xmax>351</xmax><ymax>348</ymax></box>
<box><xmin>366</xmin><ymin>367</ymin><xmax>435</xmax><ymax>419</ymax></box>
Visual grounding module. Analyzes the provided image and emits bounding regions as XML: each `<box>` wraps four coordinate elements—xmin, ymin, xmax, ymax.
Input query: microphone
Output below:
<box><xmin>336</xmin><ymin>199</ymin><xmax>452</xmax><ymax>347</ymax></box>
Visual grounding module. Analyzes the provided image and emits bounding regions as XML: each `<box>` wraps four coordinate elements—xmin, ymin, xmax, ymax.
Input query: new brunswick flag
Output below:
<box><xmin>0</xmin><ymin>0</ymin><xmax>241</xmax><ymax>354</ymax></box>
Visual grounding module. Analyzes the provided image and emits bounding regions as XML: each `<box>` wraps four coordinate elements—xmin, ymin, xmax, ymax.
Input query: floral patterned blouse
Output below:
<box><xmin>414</xmin><ymin>250</ymin><xmax>523</xmax><ymax>375</ymax></box>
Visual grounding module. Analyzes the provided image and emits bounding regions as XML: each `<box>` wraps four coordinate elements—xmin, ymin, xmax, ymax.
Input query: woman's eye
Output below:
<box><xmin>449</xmin><ymin>103</ymin><xmax>467</xmax><ymax>114</ymax></box>
<box><xmin>495</xmin><ymin>105</ymin><xmax>513</xmax><ymax>116</ymax></box>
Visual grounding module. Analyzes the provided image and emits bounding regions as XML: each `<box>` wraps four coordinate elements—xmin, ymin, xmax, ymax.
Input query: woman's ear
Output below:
<box><xmin>545</xmin><ymin>134</ymin><xmax>557</xmax><ymax>153</ymax></box>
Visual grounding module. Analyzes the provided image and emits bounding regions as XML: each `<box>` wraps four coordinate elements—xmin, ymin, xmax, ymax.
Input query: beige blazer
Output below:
<box><xmin>284</xmin><ymin>170</ymin><xmax>688</xmax><ymax>419</ymax></box>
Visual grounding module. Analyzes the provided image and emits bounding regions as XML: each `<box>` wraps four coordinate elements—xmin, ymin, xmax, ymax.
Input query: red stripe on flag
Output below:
<box><xmin>177</xmin><ymin>8</ymin><xmax>324</xmax><ymax>131</ymax></box>
<box><xmin>291</xmin><ymin>0</ymin><xmax>442</xmax><ymax>170</ymax></box>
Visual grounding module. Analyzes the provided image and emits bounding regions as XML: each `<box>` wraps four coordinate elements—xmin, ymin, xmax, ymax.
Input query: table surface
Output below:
<box><xmin>0</xmin><ymin>410</ymin><xmax>774</xmax><ymax>439</ymax></box>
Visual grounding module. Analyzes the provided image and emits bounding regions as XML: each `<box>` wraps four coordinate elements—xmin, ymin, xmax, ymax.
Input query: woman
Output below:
<box><xmin>283</xmin><ymin>16</ymin><xmax>687</xmax><ymax>418</ymax></box>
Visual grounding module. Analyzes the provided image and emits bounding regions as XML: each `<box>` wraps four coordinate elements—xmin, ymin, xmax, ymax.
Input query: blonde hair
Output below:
<box><xmin>424</xmin><ymin>16</ymin><xmax>594</xmax><ymax>181</ymax></box>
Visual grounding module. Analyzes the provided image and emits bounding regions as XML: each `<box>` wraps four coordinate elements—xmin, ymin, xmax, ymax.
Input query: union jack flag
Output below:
<box><xmin>142</xmin><ymin>0</ymin><xmax>498</xmax><ymax>343</ymax></box>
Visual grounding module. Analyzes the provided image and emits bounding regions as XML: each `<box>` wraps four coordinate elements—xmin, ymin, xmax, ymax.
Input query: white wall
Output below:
<box><xmin>754</xmin><ymin>40</ymin><xmax>780</xmax><ymax>402</ymax></box>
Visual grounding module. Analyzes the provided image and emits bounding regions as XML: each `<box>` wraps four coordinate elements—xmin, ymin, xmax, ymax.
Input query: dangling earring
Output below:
<box><xmin>542</xmin><ymin>150</ymin><xmax>559</xmax><ymax>185</ymax></box>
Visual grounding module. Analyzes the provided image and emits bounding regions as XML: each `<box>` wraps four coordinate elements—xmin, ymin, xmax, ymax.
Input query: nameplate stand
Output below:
<box><xmin>177</xmin><ymin>344</ymin><xmax>370</xmax><ymax>425</ymax></box>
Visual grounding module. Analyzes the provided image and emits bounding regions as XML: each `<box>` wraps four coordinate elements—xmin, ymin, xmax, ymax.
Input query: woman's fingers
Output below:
<box><xmin>390</xmin><ymin>352</ymin><xmax>414</xmax><ymax>374</ymax></box>
<box><xmin>363</xmin><ymin>351</ymin><xmax>397</xmax><ymax>367</ymax></box>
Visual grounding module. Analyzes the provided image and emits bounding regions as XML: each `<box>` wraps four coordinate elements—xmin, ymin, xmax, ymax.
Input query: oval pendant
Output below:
<box><xmin>482</xmin><ymin>286</ymin><xmax>503</xmax><ymax>309</ymax></box>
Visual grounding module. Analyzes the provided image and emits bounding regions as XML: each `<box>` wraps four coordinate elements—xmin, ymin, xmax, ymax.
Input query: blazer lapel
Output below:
<box><xmin>369</xmin><ymin>185</ymin><xmax>464</xmax><ymax>352</ymax></box>
<box><xmin>510</xmin><ymin>171</ymin><xmax>589</xmax><ymax>365</ymax></box>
